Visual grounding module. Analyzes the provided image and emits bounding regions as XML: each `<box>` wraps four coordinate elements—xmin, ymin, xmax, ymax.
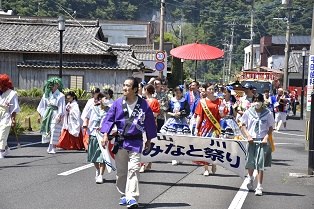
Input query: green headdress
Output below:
<box><xmin>43</xmin><ymin>77</ymin><xmax>63</xmax><ymax>98</ymax></box>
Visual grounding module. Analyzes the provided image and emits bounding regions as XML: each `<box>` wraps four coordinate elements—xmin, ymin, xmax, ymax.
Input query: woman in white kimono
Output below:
<box><xmin>0</xmin><ymin>74</ymin><xmax>20</xmax><ymax>158</ymax></box>
<box><xmin>37</xmin><ymin>77</ymin><xmax>65</xmax><ymax>154</ymax></box>
<box><xmin>57</xmin><ymin>91</ymin><xmax>84</xmax><ymax>150</ymax></box>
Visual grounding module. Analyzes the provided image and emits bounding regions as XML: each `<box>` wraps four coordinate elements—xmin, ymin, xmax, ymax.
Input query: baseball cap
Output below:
<box><xmin>244</xmin><ymin>83</ymin><xmax>254</xmax><ymax>90</ymax></box>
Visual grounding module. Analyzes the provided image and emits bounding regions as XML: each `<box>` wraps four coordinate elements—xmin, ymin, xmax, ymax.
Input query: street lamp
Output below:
<box><xmin>58</xmin><ymin>16</ymin><xmax>65</xmax><ymax>78</ymax></box>
<box><xmin>300</xmin><ymin>47</ymin><xmax>307</xmax><ymax>120</ymax></box>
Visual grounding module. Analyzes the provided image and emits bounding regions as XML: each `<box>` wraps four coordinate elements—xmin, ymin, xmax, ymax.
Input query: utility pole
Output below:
<box><xmin>228</xmin><ymin>21</ymin><xmax>235</xmax><ymax>83</ymax></box>
<box><xmin>283</xmin><ymin>0</ymin><xmax>292</xmax><ymax>90</ymax></box>
<box><xmin>159</xmin><ymin>0</ymin><xmax>165</xmax><ymax>79</ymax></box>
<box><xmin>250</xmin><ymin>0</ymin><xmax>255</xmax><ymax>71</ymax></box>
<box><xmin>179</xmin><ymin>24</ymin><xmax>184</xmax><ymax>84</ymax></box>
<box><xmin>222</xmin><ymin>38</ymin><xmax>228</xmax><ymax>84</ymax></box>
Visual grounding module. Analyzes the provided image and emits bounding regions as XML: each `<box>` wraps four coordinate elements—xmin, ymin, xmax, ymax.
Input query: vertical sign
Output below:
<box><xmin>155</xmin><ymin>51</ymin><xmax>166</xmax><ymax>72</ymax></box>
<box><xmin>307</xmin><ymin>55</ymin><xmax>314</xmax><ymax>111</ymax></box>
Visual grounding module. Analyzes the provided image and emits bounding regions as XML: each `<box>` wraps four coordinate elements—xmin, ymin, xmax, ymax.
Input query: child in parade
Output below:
<box><xmin>140</xmin><ymin>84</ymin><xmax>160</xmax><ymax>172</ymax></box>
<box><xmin>161</xmin><ymin>85</ymin><xmax>190</xmax><ymax>166</ymax></box>
<box><xmin>84</xmin><ymin>92</ymin><xmax>113</xmax><ymax>184</ymax></box>
<box><xmin>57</xmin><ymin>91</ymin><xmax>84</xmax><ymax>150</ymax></box>
<box><xmin>0</xmin><ymin>74</ymin><xmax>20</xmax><ymax>158</ymax></box>
<box><xmin>240</xmin><ymin>93</ymin><xmax>275</xmax><ymax>196</ymax></box>
<box><xmin>81</xmin><ymin>87</ymin><xmax>101</xmax><ymax>150</ymax></box>
<box><xmin>37</xmin><ymin>77</ymin><xmax>65</xmax><ymax>154</ymax></box>
<box><xmin>194</xmin><ymin>83</ymin><xmax>226</xmax><ymax>176</ymax></box>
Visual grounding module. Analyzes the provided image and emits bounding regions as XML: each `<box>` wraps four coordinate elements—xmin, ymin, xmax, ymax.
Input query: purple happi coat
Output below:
<box><xmin>100</xmin><ymin>96</ymin><xmax>157</xmax><ymax>153</ymax></box>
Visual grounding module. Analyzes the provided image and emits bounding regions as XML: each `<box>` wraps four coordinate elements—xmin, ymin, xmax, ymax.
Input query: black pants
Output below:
<box><xmin>156</xmin><ymin>119</ymin><xmax>165</xmax><ymax>133</ymax></box>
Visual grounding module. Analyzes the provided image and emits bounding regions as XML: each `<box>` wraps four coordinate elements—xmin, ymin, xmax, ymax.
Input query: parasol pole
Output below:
<box><xmin>194</xmin><ymin>60</ymin><xmax>198</xmax><ymax>81</ymax></box>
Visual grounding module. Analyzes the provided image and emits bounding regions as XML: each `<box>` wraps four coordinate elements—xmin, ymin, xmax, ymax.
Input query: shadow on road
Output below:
<box><xmin>140</xmin><ymin>181</ymin><xmax>240</xmax><ymax>191</ymax></box>
<box><xmin>144</xmin><ymin>170</ymin><xmax>189</xmax><ymax>174</ymax></box>
<box><xmin>5</xmin><ymin>155</ymin><xmax>45</xmax><ymax>158</ymax></box>
<box><xmin>272</xmin><ymin>159</ymin><xmax>293</xmax><ymax>166</ymax></box>
<box><xmin>263</xmin><ymin>191</ymin><xmax>305</xmax><ymax>197</ymax></box>
<box><xmin>141</xmin><ymin>202</ymin><xmax>190</xmax><ymax>208</ymax></box>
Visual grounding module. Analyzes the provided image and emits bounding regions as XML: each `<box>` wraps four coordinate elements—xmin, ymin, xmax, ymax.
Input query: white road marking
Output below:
<box><xmin>228</xmin><ymin>172</ymin><xmax>257</xmax><ymax>209</ymax></box>
<box><xmin>58</xmin><ymin>164</ymin><xmax>94</xmax><ymax>176</ymax></box>
<box><xmin>274</xmin><ymin>132</ymin><xmax>305</xmax><ymax>137</ymax></box>
<box><xmin>275</xmin><ymin>142</ymin><xmax>303</xmax><ymax>145</ymax></box>
<box><xmin>10</xmin><ymin>142</ymin><xmax>42</xmax><ymax>150</ymax></box>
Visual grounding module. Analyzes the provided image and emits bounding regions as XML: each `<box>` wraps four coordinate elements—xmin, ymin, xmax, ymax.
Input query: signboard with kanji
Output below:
<box><xmin>306</xmin><ymin>55</ymin><xmax>314</xmax><ymax>111</ymax></box>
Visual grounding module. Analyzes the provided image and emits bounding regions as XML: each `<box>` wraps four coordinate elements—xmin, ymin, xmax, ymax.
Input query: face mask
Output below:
<box><xmin>255</xmin><ymin>102</ymin><xmax>263</xmax><ymax>109</ymax></box>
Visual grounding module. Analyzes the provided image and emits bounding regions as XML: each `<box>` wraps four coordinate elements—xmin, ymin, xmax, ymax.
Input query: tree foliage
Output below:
<box><xmin>2</xmin><ymin>0</ymin><xmax>312</xmax><ymax>82</ymax></box>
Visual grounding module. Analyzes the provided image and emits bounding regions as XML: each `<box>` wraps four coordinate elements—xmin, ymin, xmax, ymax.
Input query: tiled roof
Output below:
<box><xmin>0</xmin><ymin>17</ymin><xmax>111</xmax><ymax>55</ymax></box>
<box><xmin>272</xmin><ymin>36</ymin><xmax>311</xmax><ymax>45</ymax></box>
<box><xmin>0</xmin><ymin>16</ymin><xmax>145</xmax><ymax>71</ymax></box>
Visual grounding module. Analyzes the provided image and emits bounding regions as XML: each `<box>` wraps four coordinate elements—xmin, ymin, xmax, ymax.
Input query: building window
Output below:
<box><xmin>127</xmin><ymin>38</ymin><xmax>146</xmax><ymax>45</ymax></box>
<box><xmin>70</xmin><ymin>75</ymin><xmax>83</xmax><ymax>89</ymax></box>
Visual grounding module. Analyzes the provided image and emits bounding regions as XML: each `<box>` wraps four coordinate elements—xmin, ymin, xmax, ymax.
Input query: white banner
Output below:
<box><xmin>142</xmin><ymin>134</ymin><xmax>248</xmax><ymax>178</ymax></box>
<box><xmin>97</xmin><ymin>132</ymin><xmax>248</xmax><ymax>178</ymax></box>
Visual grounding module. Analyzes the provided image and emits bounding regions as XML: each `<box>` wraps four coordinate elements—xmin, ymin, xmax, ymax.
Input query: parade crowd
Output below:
<box><xmin>0</xmin><ymin>73</ymin><xmax>299</xmax><ymax>208</ymax></box>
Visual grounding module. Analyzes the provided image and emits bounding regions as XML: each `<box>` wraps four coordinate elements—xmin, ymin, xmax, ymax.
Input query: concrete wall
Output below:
<box><xmin>101</xmin><ymin>23</ymin><xmax>148</xmax><ymax>45</ymax></box>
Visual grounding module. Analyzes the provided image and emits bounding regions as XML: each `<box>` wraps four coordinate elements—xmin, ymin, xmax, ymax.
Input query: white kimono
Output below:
<box><xmin>0</xmin><ymin>89</ymin><xmax>20</xmax><ymax>150</ymax></box>
<box><xmin>62</xmin><ymin>100</ymin><xmax>82</xmax><ymax>137</ymax></box>
<box><xmin>37</xmin><ymin>89</ymin><xmax>65</xmax><ymax>145</ymax></box>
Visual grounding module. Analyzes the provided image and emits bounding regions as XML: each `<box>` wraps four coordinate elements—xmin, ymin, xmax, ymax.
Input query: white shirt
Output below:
<box><xmin>241</xmin><ymin>107</ymin><xmax>274</xmax><ymax>139</ymax></box>
<box><xmin>127</xmin><ymin>97</ymin><xmax>138</xmax><ymax>117</ymax></box>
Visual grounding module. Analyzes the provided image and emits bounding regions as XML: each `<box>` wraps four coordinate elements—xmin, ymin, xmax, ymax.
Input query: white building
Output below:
<box><xmin>100</xmin><ymin>20</ymin><xmax>156</xmax><ymax>45</ymax></box>
<box><xmin>243</xmin><ymin>44</ymin><xmax>260</xmax><ymax>70</ymax></box>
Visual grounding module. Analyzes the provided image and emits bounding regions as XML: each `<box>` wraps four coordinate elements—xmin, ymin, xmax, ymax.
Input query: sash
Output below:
<box><xmin>200</xmin><ymin>99</ymin><xmax>221</xmax><ymax>135</ymax></box>
<box><xmin>40</xmin><ymin>104</ymin><xmax>58</xmax><ymax>134</ymax></box>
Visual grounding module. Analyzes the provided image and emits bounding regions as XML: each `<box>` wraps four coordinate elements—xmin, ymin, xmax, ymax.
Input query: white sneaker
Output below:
<box><xmin>203</xmin><ymin>170</ymin><xmax>210</xmax><ymax>176</ymax></box>
<box><xmin>96</xmin><ymin>175</ymin><xmax>103</xmax><ymax>184</ymax></box>
<box><xmin>255</xmin><ymin>187</ymin><xmax>263</xmax><ymax>196</ymax></box>
<box><xmin>0</xmin><ymin>151</ymin><xmax>4</xmax><ymax>159</ymax></box>
<box><xmin>95</xmin><ymin>170</ymin><xmax>100</xmax><ymax>180</ymax></box>
<box><xmin>172</xmin><ymin>160</ymin><xmax>178</xmax><ymax>166</ymax></box>
<box><xmin>247</xmin><ymin>178</ymin><xmax>254</xmax><ymax>191</ymax></box>
<box><xmin>2</xmin><ymin>148</ymin><xmax>9</xmax><ymax>157</ymax></box>
<box><xmin>47</xmin><ymin>144</ymin><xmax>52</xmax><ymax>153</ymax></box>
<box><xmin>139</xmin><ymin>165</ymin><xmax>145</xmax><ymax>173</ymax></box>
<box><xmin>48</xmin><ymin>147</ymin><xmax>56</xmax><ymax>154</ymax></box>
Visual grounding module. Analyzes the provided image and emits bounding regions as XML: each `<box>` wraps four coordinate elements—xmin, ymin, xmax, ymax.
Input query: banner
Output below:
<box><xmin>96</xmin><ymin>132</ymin><xmax>116</xmax><ymax>173</ymax></box>
<box><xmin>97</xmin><ymin>132</ymin><xmax>248</xmax><ymax>178</ymax></box>
<box><xmin>142</xmin><ymin>134</ymin><xmax>248</xmax><ymax>178</ymax></box>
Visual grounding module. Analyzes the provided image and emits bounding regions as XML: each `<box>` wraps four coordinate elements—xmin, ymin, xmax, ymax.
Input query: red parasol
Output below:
<box><xmin>170</xmin><ymin>42</ymin><xmax>224</xmax><ymax>60</ymax></box>
<box><xmin>170</xmin><ymin>42</ymin><xmax>224</xmax><ymax>80</ymax></box>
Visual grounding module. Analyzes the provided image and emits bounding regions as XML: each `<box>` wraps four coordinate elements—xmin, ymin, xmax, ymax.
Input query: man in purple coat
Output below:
<box><xmin>101</xmin><ymin>77</ymin><xmax>157</xmax><ymax>208</ymax></box>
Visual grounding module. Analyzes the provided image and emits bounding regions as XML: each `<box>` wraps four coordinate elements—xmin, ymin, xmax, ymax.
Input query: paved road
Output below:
<box><xmin>1</xmin><ymin>118</ymin><xmax>313</xmax><ymax>209</ymax></box>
